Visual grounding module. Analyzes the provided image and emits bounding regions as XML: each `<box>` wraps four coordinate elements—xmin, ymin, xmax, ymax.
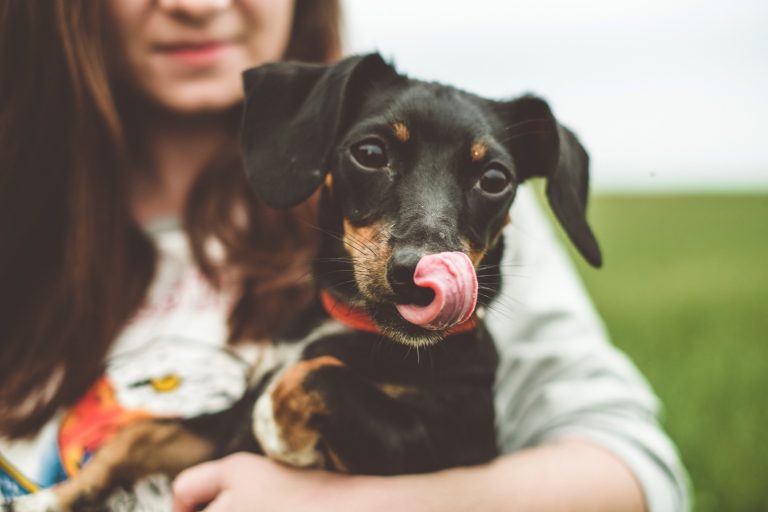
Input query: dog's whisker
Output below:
<box><xmin>300</xmin><ymin>219</ymin><xmax>371</xmax><ymax>257</ymax></box>
<box><xmin>475</xmin><ymin>286</ymin><xmax>523</xmax><ymax>307</ymax></box>
<box><xmin>342</xmin><ymin>235</ymin><xmax>375</xmax><ymax>257</ymax></box>
<box><xmin>343</xmin><ymin>230</ymin><xmax>379</xmax><ymax>258</ymax></box>
<box><xmin>476</xmin><ymin>263</ymin><xmax>529</xmax><ymax>269</ymax></box>
<box><xmin>314</xmin><ymin>257</ymin><xmax>355</xmax><ymax>263</ymax></box>
<box><xmin>485</xmin><ymin>298</ymin><xmax>519</xmax><ymax>314</ymax></box>
<box><xmin>313</xmin><ymin>269</ymin><xmax>355</xmax><ymax>279</ymax></box>
<box><xmin>476</xmin><ymin>273</ymin><xmax>529</xmax><ymax>279</ymax></box>
<box><xmin>481</xmin><ymin>302</ymin><xmax>517</xmax><ymax>321</ymax></box>
<box><xmin>325</xmin><ymin>278</ymin><xmax>360</xmax><ymax>289</ymax></box>
<box><xmin>476</xmin><ymin>293</ymin><xmax>499</xmax><ymax>303</ymax></box>
<box><xmin>475</xmin><ymin>290</ymin><xmax>519</xmax><ymax>310</ymax></box>
<box><xmin>488</xmin><ymin>294</ymin><xmax>526</xmax><ymax>310</ymax></box>
<box><xmin>316</xmin><ymin>258</ymin><xmax>354</xmax><ymax>268</ymax></box>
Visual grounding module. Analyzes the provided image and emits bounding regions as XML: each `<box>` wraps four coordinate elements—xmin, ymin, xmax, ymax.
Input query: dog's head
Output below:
<box><xmin>241</xmin><ymin>53</ymin><xmax>601</xmax><ymax>346</ymax></box>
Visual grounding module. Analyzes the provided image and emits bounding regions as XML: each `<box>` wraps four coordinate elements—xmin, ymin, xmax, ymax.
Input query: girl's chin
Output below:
<box><xmin>140</xmin><ymin>84</ymin><xmax>244</xmax><ymax>115</ymax></box>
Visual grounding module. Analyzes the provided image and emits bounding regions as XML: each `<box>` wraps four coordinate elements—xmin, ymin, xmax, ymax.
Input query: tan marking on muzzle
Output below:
<box><xmin>490</xmin><ymin>215</ymin><xmax>510</xmax><ymax>249</ymax></box>
<box><xmin>392</xmin><ymin>122</ymin><xmax>410</xmax><ymax>142</ymax></box>
<box><xmin>462</xmin><ymin>214</ymin><xmax>510</xmax><ymax>266</ymax></box>
<box><xmin>324</xmin><ymin>172</ymin><xmax>333</xmax><ymax>190</ymax></box>
<box><xmin>460</xmin><ymin>238</ymin><xmax>486</xmax><ymax>266</ymax></box>
<box><xmin>343</xmin><ymin>219</ymin><xmax>394</xmax><ymax>299</ymax></box>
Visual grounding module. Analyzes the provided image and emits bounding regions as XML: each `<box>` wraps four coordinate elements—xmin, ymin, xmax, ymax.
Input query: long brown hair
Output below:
<box><xmin>0</xmin><ymin>0</ymin><xmax>342</xmax><ymax>438</ymax></box>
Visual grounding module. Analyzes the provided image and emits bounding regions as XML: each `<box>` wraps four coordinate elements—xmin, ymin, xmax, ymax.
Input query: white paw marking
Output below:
<box><xmin>253</xmin><ymin>387</ymin><xmax>324</xmax><ymax>468</ymax></box>
<box><xmin>250</xmin><ymin>320</ymin><xmax>350</xmax><ymax>469</ymax></box>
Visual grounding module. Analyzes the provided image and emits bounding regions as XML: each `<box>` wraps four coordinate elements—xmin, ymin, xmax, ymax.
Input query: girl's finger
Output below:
<box><xmin>172</xmin><ymin>460</ymin><xmax>226</xmax><ymax>512</ymax></box>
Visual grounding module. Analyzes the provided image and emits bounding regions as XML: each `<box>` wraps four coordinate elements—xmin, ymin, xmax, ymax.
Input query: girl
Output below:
<box><xmin>0</xmin><ymin>1</ymin><xmax>688</xmax><ymax>511</ymax></box>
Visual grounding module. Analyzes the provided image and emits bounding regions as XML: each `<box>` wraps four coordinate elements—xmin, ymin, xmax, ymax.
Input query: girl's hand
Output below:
<box><xmin>171</xmin><ymin>453</ymin><xmax>361</xmax><ymax>512</ymax></box>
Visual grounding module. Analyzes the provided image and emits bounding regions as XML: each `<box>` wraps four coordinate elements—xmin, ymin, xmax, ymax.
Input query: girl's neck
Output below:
<box><xmin>130</xmin><ymin>106</ymin><xmax>238</xmax><ymax>224</ymax></box>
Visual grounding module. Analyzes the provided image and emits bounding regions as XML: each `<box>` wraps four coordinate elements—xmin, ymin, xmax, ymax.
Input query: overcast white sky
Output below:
<box><xmin>342</xmin><ymin>0</ymin><xmax>768</xmax><ymax>192</ymax></box>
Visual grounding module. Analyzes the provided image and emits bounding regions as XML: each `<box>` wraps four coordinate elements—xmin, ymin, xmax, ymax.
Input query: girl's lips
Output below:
<box><xmin>154</xmin><ymin>41</ymin><xmax>232</xmax><ymax>66</ymax></box>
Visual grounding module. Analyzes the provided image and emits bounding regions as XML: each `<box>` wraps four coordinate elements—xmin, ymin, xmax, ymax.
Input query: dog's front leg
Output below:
<box><xmin>254</xmin><ymin>356</ymin><xmax>454</xmax><ymax>475</ymax></box>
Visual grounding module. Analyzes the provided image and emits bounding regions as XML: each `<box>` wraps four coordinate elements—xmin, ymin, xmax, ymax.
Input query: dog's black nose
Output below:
<box><xmin>387</xmin><ymin>249</ymin><xmax>435</xmax><ymax>306</ymax></box>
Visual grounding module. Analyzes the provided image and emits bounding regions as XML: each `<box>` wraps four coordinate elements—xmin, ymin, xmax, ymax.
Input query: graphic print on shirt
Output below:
<box><xmin>0</xmin><ymin>338</ymin><xmax>249</xmax><ymax>498</ymax></box>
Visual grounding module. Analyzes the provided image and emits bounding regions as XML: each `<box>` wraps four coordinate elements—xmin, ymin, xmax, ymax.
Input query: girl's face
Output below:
<box><xmin>106</xmin><ymin>0</ymin><xmax>295</xmax><ymax>113</ymax></box>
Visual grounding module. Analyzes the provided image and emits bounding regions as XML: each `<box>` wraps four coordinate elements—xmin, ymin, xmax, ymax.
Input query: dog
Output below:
<box><xmin>4</xmin><ymin>52</ymin><xmax>601</xmax><ymax>511</ymax></box>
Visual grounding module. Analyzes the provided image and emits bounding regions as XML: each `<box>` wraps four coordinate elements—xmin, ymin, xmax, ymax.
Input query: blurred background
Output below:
<box><xmin>343</xmin><ymin>1</ymin><xmax>768</xmax><ymax>510</ymax></box>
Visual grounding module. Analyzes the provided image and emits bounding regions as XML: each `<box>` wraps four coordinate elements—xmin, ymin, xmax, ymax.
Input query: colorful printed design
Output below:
<box><xmin>1</xmin><ymin>453</ymin><xmax>38</xmax><ymax>497</ymax></box>
<box><xmin>58</xmin><ymin>339</ymin><xmax>249</xmax><ymax>478</ymax></box>
<box><xmin>58</xmin><ymin>377</ymin><xmax>154</xmax><ymax>477</ymax></box>
<box><xmin>106</xmin><ymin>338</ymin><xmax>249</xmax><ymax>418</ymax></box>
<box><xmin>1</xmin><ymin>418</ymin><xmax>66</xmax><ymax>498</ymax></box>
<box><xmin>1</xmin><ymin>339</ymin><xmax>249</xmax><ymax>500</ymax></box>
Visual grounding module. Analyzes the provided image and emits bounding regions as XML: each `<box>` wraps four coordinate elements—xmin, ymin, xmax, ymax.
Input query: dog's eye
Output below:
<box><xmin>351</xmin><ymin>139</ymin><xmax>388</xmax><ymax>169</ymax></box>
<box><xmin>477</xmin><ymin>166</ymin><xmax>511</xmax><ymax>195</ymax></box>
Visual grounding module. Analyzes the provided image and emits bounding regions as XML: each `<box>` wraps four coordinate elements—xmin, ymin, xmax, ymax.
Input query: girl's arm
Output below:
<box><xmin>172</xmin><ymin>441</ymin><xmax>643</xmax><ymax>512</ymax></box>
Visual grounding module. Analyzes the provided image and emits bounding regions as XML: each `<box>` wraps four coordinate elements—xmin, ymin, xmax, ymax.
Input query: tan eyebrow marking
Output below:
<box><xmin>392</xmin><ymin>122</ymin><xmax>410</xmax><ymax>142</ymax></box>
<box><xmin>470</xmin><ymin>142</ymin><xmax>487</xmax><ymax>162</ymax></box>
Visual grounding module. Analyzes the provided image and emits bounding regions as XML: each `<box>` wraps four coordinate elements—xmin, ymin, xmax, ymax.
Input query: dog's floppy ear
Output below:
<box><xmin>496</xmin><ymin>96</ymin><xmax>602</xmax><ymax>267</ymax></box>
<box><xmin>240</xmin><ymin>53</ymin><xmax>396</xmax><ymax>208</ymax></box>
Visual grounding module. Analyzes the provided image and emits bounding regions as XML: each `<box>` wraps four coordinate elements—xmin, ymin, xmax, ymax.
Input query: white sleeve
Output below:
<box><xmin>486</xmin><ymin>186</ymin><xmax>691</xmax><ymax>512</ymax></box>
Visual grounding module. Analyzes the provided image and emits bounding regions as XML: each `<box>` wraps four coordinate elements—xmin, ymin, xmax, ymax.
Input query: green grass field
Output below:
<box><xmin>564</xmin><ymin>194</ymin><xmax>768</xmax><ymax>512</ymax></box>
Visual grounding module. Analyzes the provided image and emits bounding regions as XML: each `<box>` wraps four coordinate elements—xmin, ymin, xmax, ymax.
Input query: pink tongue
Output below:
<box><xmin>395</xmin><ymin>252</ymin><xmax>478</xmax><ymax>331</ymax></box>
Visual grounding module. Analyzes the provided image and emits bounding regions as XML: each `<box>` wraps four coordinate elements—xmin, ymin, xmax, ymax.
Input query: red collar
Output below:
<box><xmin>320</xmin><ymin>290</ymin><xmax>478</xmax><ymax>336</ymax></box>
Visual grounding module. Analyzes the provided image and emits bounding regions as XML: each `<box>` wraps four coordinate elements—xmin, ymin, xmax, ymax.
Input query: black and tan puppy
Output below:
<box><xmin>5</xmin><ymin>53</ymin><xmax>601</xmax><ymax>511</ymax></box>
<box><xmin>240</xmin><ymin>52</ymin><xmax>601</xmax><ymax>474</ymax></box>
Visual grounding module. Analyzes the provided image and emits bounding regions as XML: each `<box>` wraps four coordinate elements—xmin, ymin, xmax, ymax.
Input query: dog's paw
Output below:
<box><xmin>2</xmin><ymin>490</ymin><xmax>61</xmax><ymax>512</ymax></box>
<box><xmin>253</xmin><ymin>356</ymin><xmax>344</xmax><ymax>468</ymax></box>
